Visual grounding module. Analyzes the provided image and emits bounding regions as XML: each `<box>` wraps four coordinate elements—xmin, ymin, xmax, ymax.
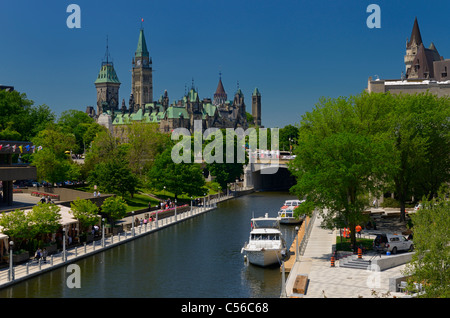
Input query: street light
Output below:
<box><xmin>295</xmin><ymin>226</ymin><xmax>299</xmax><ymax>262</ymax></box>
<box><xmin>9</xmin><ymin>241</ymin><xmax>14</xmax><ymax>281</ymax></box>
<box><xmin>204</xmin><ymin>193</ymin><xmax>206</xmax><ymax>211</ymax></box>
<box><xmin>102</xmin><ymin>218</ymin><xmax>105</xmax><ymax>247</ymax></box>
<box><xmin>174</xmin><ymin>199</ymin><xmax>177</xmax><ymax>221</ymax></box>
<box><xmin>190</xmin><ymin>196</ymin><xmax>193</xmax><ymax>215</ymax></box>
<box><xmin>131</xmin><ymin>211</ymin><xmax>135</xmax><ymax>236</ymax></box>
<box><xmin>62</xmin><ymin>228</ymin><xmax>66</xmax><ymax>262</ymax></box>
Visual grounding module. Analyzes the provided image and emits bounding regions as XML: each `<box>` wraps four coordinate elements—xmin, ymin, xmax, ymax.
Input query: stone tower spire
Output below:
<box><xmin>213</xmin><ymin>72</ymin><xmax>227</xmax><ymax>106</ymax></box>
<box><xmin>252</xmin><ymin>87</ymin><xmax>261</xmax><ymax>127</ymax></box>
<box><xmin>131</xmin><ymin>27</ymin><xmax>153</xmax><ymax>110</ymax></box>
<box><xmin>95</xmin><ymin>38</ymin><xmax>120</xmax><ymax>115</ymax></box>
<box><xmin>405</xmin><ymin>17</ymin><xmax>423</xmax><ymax>74</ymax></box>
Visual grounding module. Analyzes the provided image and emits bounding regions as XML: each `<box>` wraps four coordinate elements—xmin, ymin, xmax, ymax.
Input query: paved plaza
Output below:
<box><xmin>285</xmin><ymin>213</ymin><xmax>408</xmax><ymax>298</ymax></box>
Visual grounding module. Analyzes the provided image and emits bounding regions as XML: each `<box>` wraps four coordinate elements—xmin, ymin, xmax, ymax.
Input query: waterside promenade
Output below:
<box><xmin>283</xmin><ymin>211</ymin><xmax>409</xmax><ymax>298</ymax></box>
<box><xmin>0</xmin><ymin>193</ymin><xmax>234</xmax><ymax>290</ymax></box>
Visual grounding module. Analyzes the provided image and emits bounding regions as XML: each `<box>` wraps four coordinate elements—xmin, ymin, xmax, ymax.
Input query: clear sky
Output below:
<box><xmin>1</xmin><ymin>0</ymin><xmax>450</xmax><ymax>128</ymax></box>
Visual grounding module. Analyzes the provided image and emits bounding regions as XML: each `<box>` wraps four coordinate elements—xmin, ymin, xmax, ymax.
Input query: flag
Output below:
<box><xmin>19</xmin><ymin>145</ymin><xmax>23</xmax><ymax>153</ymax></box>
<box><xmin>141</xmin><ymin>18</ymin><xmax>144</xmax><ymax>22</ymax></box>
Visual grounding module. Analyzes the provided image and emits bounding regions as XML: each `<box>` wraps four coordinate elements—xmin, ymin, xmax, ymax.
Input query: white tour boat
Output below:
<box><xmin>277</xmin><ymin>207</ymin><xmax>305</xmax><ymax>224</ymax></box>
<box><xmin>277</xmin><ymin>199</ymin><xmax>306</xmax><ymax>224</ymax></box>
<box><xmin>241</xmin><ymin>213</ymin><xmax>287</xmax><ymax>267</ymax></box>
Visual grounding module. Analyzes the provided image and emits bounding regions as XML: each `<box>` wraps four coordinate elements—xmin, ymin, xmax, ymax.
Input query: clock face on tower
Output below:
<box><xmin>136</xmin><ymin>59</ymin><xmax>141</xmax><ymax>66</ymax></box>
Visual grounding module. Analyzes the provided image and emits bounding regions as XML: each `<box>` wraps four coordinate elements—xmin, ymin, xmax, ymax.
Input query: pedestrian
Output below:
<box><xmin>148</xmin><ymin>202</ymin><xmax>151</xmax><ymax>211</ymax></box>
<box><xmin>93</xmin><ymin>191</ymin><xmax>97</xmax><ymax>197</ymax></box>
<box><xmin>42</xmin><ymin>248</ymin><xmax>48</xmax><ymax>263</ymax></box>
<box><xmin>35</xmin><ymin>248</ymin><xmax>42</xmax><ymax>261</ymax></box>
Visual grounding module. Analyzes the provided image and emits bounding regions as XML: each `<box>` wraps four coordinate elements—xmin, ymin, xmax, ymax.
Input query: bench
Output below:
<box><xmin>293</xmin><ymin>275</ymin><xmax>308</xmax><ymax>294</ymax></box>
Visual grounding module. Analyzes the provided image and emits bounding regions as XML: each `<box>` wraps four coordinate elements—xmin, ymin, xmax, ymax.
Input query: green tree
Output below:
<box><xmin>101</xmin><ymin>196</ymin><xmax>127</xmax><ymax>226</ymax></box>
<box><xmin>403</xmin><ymin>187</ymin><xmax>450</xmax><ymax>297</ymax></box>
<box><xmin>148</xmin><ymin>147</ymin><xmax>206</xmax><ymax>199</ymax></box>
<box><xmin>279</xmin><ymin>124</ymin><xmax>299</xmax><ymax>152</ymax></box>
<box><xmin>70</xmin><ymin>198</ymin><xmax>100</xmax><ymax>235</ymax></box>
<box><xmin>88</xmin><ymin>158</ymin><xmax>139</xmax><ymax>198</ymax></box>
<box><xmin>31</xmin><ymin>148</ymin><xmax>72</xmax><ymax>183</ymax></box>
<box><xmin>289</xmin><ymin>93</ymin><xmax>395</xmax><ymax>250</ymax></box>
<box><xmin>28</xmin><ymin>203</ymin><xmax>62</xmax><ymax>242</ymax></box>
<box><xmin>0</xmin><ymin>209</ymin><xmax>32</xmax><ymax>251</ymax></box>
<box><xmin>0</xmin><ymin>90</ymin><xmax>55</xmax><ymax>141</ymax></box>
<box><xmin>388</xmin><ymin>93</ymin><xmax>450</xmax><ymax>221</ymax></box>
<box><xmin>124</xmin><ymin>122</ymin><xmax>169</xmax><ymax>178</ymax></box>
<box><xmin>57</xmin><ymin>109</ymin><xmax>97</xmax><ymax>154</ymax></box>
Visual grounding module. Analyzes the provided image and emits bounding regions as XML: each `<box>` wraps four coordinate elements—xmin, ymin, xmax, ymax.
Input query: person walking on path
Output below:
<box><xmin>42</xmin><ymin>248</ymin><xmax>48</xmax><ymax>263</ymax></box>
<box><xmin>34</xmin><ymin>248</ymin><xmax>42</xmax><ymax>262</ymax></box>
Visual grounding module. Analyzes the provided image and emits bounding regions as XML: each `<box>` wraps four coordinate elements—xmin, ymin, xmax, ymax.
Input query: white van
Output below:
<box><xmin>373</xmin><ymin>233</ymin><xmax>414</xmax><ymax>254</ymax></box>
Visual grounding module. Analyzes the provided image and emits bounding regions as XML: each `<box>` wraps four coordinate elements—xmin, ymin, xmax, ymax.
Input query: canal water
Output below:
<box><xmin>0</xmin><ymin>191</ymin><xmax>300</xmax><ymax>298</ymax></box>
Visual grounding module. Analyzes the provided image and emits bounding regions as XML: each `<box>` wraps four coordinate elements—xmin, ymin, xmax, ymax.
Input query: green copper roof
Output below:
<box><xmin>135</xmin><ymin>29</ymin><xmax>149</xmax><ymax>58</ymax></box>
<box><xmin>95</xmin><ymin>63</ymin><xmax>120</xmax><ymax>84</ymax></box>
<box><xmin>166</xmin><ymin>106</ymin><xmax>189</xmax><ymax>119</ymax></box>
<box><xmin>252</xmin><ymin>87</ymin><xmax>261</xmax><ymax>96</ymax></box>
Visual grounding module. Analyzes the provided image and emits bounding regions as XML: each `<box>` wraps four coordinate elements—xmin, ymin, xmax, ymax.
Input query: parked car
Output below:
<box><xmin>373</xmin><ymin>233</ymin><xmax>414</xmax><ymax>254</ymax></box>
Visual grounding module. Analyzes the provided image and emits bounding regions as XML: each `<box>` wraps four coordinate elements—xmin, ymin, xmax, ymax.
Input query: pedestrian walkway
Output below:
<box><xmin>0</xmin><ymin>194</ymin><xmax>232</xmax><ymax>290</ymax></box>
<box><xmin>284</xmin><ymin>211</ymin><xmax>407</xmax><ymax>298</ymax></box>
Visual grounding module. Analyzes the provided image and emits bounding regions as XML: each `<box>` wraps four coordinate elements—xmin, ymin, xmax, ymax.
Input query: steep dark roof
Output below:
<box><xmin>214</xmin><ymin>77</ymin><xmax>227</xmax><ymax>97</ymax></box>
<box><xmin>408</xmin><ymin>43</ymin><xmax>441</xmax><ymax>79</ymax></box>
<box><xmin>407</xmin><ymin>17</ymin><xmax>423</xmax><ymax>49</ymax></box>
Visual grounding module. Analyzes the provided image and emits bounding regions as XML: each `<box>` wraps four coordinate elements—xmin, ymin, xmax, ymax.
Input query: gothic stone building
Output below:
<box><xmin>367</xmin><ymin>17</ymin><xmax>450</xmax><ymax>96</ymax></box>
<box><xmin>89</xmin><ymin>28</ymin><xmax>262</xmax><ymax>137</ymax></box>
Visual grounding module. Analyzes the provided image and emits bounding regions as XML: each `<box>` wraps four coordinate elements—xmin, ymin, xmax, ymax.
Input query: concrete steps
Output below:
<box><xmin>339</xmin><ymin>256</ymin><xmax>371</xmax><ymax>270</ymax></box>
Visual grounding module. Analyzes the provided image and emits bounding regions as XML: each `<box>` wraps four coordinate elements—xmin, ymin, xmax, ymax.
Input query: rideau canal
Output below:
<box><xmin>0</xmin><ymin>191</ymin><xmax>299</xmax><ymax>298</ymax></box>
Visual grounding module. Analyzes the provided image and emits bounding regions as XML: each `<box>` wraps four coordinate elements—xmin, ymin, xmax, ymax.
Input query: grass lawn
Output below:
<box><xmin>335</xmin><ymin>236</ymin><xmax>374</xmax><ymax>252</ymax></box>
<box><xmin>71</xmin><ymin>184</ymin><xmax>219</xmax><ymax>212</ymax></box>
<box><xmin>123</xmin><ymin>193</ymin><xmax>160</xmax><ymax>212</ymax></box>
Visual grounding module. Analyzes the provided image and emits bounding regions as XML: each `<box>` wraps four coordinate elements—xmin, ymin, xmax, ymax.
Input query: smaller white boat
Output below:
<box><xmin>278</xmin><ymin>199</ymin><xmax>306</xmax><ymax>224</ymax></box>
<box><xmin>282</xmin><ymin>199</ymin><xmax>304</xmax><ymax>208</ymax></box>
<box><xmin>277</xmin><ymin>207</ymin><xmax>305</xmax><ymax>224</ymax></box>
<box><xmin>241</xmin><ymin>213</ymin><xmax>287</xmax><ymax>267</ymax></box>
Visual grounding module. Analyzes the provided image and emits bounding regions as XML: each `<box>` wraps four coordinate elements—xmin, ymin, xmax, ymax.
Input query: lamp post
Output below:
<box><xmin>102</xmin><ymin>218</ymin><xmax>105</xmax><ymax>247</ymax></box>
<box><xmin>174</xmin><ymin>199</ymin><xmax>177</xmax><ymax>221</ymax></box>
<box><xmin>203</xmin><ymin>193</ymin><xmax>206</xmax><ymax>211</ymax></box>
<box><xmin>190</xmin><ymin>196</ymin><xmax>193</xmax><ymax>216</ymax></box>
<box><xmin>62</xmin><ymin>228</ymin><xmax>66</xmax><ymax>262</ymax></box>
<box><xmin>8</xmin><ymin>241</ymin><xmax>14</xmax><ymax>281</ymax></box>
<box><xmin>295</xmin><ymin>226</ymin><xmax>300</xmax><ymax>262</ymax></box>
<box><xmin>131</xmin><ymin>211</ymin><xmax>135</xmax><ymax>236</ymax></box>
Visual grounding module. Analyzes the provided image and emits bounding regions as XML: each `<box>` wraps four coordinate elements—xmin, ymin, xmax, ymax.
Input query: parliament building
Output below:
<box><xmin>87</xmin><ymin>28</ymin><xmax>262</xmax><ymax>137</ymax></box>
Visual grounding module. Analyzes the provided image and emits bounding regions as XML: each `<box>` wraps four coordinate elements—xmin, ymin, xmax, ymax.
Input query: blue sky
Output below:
<box><xmin>1</xmin><ymin>0</ymin><xmax>450</xmax><ymax>128</ymax></box>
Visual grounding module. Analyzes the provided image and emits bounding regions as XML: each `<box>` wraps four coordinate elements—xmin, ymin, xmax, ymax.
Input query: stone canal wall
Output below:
<box><xmin>0</xmin><ymin>193</ymin><xmax>236</xmax><ymax>290</ymax></box>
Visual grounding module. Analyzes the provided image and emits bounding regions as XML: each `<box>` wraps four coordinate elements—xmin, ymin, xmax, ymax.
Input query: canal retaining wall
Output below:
<box><xmin>0</xmin><ymin>194</ymin><xmax>235</xmax><ymax>290</ymax></box>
